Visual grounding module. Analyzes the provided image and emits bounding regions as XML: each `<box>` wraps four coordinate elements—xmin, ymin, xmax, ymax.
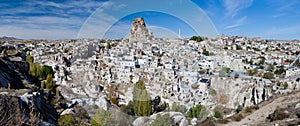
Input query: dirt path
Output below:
<box><xmin>223</xmin><ymin>92</ymin><xmax>300</xmax><ymax>126</ymax></box>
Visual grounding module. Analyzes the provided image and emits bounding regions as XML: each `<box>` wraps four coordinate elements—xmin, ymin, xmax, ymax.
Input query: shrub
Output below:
<box><xmin>283</xmin><ymin>82</ymin><xmax>288</xmax><ymax>89</ymax></box>
<box><xmin>214</xmin><ymin>111</ymin><xmax>222</xmax><ymax>119</ymax></box>
<box><xmin>263</xmin><ymin>72</ymin><xmax>275</xmax><ymax>79</ymax></box>
<box><xmin>236</xmin><ymin>105</ymin><xmax>243</xmax><ymax>113</ymax></box>
<box><xmin>187</xmin><ymin>104</ymin><xmax>207</xmax><ymax>121</ymax></box>
<box><xmin>171</xmin><ymin>103</ymin><xmax>187</xmax><ymax>114</ymax></box>
<box><xmin>245</xmin><ymin>106</ymin><xmax>259</xmax><ymax>113</ymax></box>
<box><xmin>91</xmin><ymin>109</ymin><xmax>113</xmax><ymax>126</ymax></box>
<box><xmin>234</xmin><ymin>73</ymin><xmax>239</xmax><ymax>78</ymax></box>
<box><xmin>120</xmin><ymin>101</ymin><xmax>135</xmax><ymax>116</ymax></box>
<box><xmin>267</xmin><ymin>108</ymin><xmax>289</xmax><ymax>121</ymax></box>
<box><xmin>58</xmin><ymin>114</ymin><xmax>79</xmax><ymax>126</ymax></box>
<box><xmin>232</xmin><ymin>114</ymin><xmax>243</xmax><ymax>121</ymax></box>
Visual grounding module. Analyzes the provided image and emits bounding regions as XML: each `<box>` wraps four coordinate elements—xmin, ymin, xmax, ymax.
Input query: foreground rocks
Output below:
<box><xmin>0</xmin><ymin>92</ymin><xmax>58</xmax><ymax>125</ymax></box>
<box><xmin>132</xmin><ymin>112</ymin><xmax>188</xmax><ymax>126</ymax></box>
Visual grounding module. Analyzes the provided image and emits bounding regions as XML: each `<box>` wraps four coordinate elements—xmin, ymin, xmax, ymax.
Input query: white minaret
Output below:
<box><xmin>178</xmin><ymin>28</ymin><xmax>181</xmax><ymax>38</ymax></box>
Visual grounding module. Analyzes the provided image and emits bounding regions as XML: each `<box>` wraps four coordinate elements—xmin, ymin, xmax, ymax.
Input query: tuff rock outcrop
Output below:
<box><xmin>128</xmin><ymin>17</ymin><xmax>154</xmax><ymax>42</ymax></box>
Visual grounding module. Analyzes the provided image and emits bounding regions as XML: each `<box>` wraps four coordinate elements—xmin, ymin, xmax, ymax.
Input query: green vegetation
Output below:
<box><xmin>171</xmin><ymin>103</ymin><xmax>187</xmax><ymax>114</ymax></box>
<box><xmin>222</xmin><ymin>67</ymin><xmax>231</xmax><ymax>73</ymax></box>
<box><xmin>234</xmin><ymin>73</ymin><xmax>239</xmax><ymax>78</ymax></box>
<box><xmin>150</xmin><ymin>113</ymin><xmax>172</xmax><ymax>126</ymax></box>
<box><xmin>267</xmin><ymin>64</ymin><xmax>275</xmax><ymax>72</ymax></box>
<box><xmin>120</xmin><ymin>100</ymin><xmax>135</xmax><ymax>116</ymax></box>
<box><xmin>267</xmin><ymin>108</ymin><xmax>289</xmax><ymax>122</ymax></box>
<box><xmin>247</xmin><ymin>68</ymin><xmax>258</xmax><ymax>76</ymax></box>
<box><xmin>202</xmin><ymin>48</ymin><xmax>210</xmax><ymax>56</ymax></box>
<box><xmin>283</xmin><ymin>82</ymin><xmax>288</xmax><ymax>89</ymax></box>
<box><xmin>58</xmin><ymin>114</ymin><xmax>79</xmax><ymax>126</ymax></box>
<box><xmin>106</xmin><ymin>42</ymin><xmax>112</xmax><ymax>50</ymax></box>
<box><xmin>190</xmin><ymin>36</ymin><xmax>204</xmax><ymax>42</ymax></box>
<box><xmin>26</xmin><ymin>54</ymin><xmax>55</xmax><ymax>91</ymax></box>
<box><xmin>46</xmin><ymin>74</ymin><xmax>54</xmax><ymax>91</ymax></box>
<box><xmin>91</xmin><ymin>109</ymin><xmax>113</xmax><ymax>126</ymax></box>
<box><xmin>236</xmin><ymin>105</ymin><xmax>243</xmax><ymax>113</ymax></box>
<box><xmin>209</xmin><ymin>88</ymin><xmax>217</xmax><ymax>96</ymax></box>
<box><xmin>7</xmin><ymin>83</ymin><xmax>11</xmax><ymax>92</ymax></box>
<box><xmin>187</xmin><ymin>104</ymin><xmax>207</xmax><ymax>120</ymax></box>
<box><xmin>236</xmin><ymin>45</ymin><xmax>242</xmax><ymax>50</ymax></box>
<box><xmin>133</xmin><ymin>80</ymin><xmax>152</xmax><ymax>116</ymax></box>
<box><xmin>214</xmin><ymin>110</ymin><xmax>222</xmax><ymax>119</ymax></box>
<box><xmin>263</xmin><ymin>72</ymin><xmax>275</xmax><ymax>79</ymax></box>
<box><xmin>274</xmin><ymin>65</ymin><xmax>285</xmax><ymax>75</ymax></box>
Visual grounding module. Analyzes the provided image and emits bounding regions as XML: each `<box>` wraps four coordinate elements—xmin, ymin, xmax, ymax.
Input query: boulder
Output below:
<box><xmin>191</xmin><ymin>118</ymin><xmax>197</xmax><ymax>125</ymax></box>
<box><xmin>295</xmin><ymin>103</ymin><xmax>300</xmax><ymax>109</ymax></box>
<box><xmin>94</xmin><ymin>95</ymin><xmax>111</xmax><ymax>111</ymax></box>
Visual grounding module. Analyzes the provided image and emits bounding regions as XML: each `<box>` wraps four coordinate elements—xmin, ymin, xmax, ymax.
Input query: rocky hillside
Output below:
<box><xmin>0</xmin><ymin>92</ymin><xmax>58</xmax><ymax>125</ymax></box>
<box><xmin>0</xmin><ymin>54</ymin><xmax>29</xmax><ymax>89</ymax></box>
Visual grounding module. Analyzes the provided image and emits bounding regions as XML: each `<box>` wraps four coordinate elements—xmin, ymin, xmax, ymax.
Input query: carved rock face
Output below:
<box><xmin>129</xmin><ymin>17</ymin><xmax>154</xmax><ymax>42</ymax></box>
<box><xmin>131</xmin><ymin>18</ymin><xmax>146</xmax><ymax>31</ymax></box>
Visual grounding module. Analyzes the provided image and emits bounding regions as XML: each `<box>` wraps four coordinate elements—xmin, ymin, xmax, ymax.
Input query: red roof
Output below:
<box><xmin>281</xmin><ymin>62</ymin><xmax>289</xmax><ymax>65</ymax></box>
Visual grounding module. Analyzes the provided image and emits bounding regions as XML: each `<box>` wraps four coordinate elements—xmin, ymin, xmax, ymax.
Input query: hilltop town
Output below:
<box><xmin>1</xmin><ymin>18</ymin><xmax>300</xmax><ymax>125</ymax></box>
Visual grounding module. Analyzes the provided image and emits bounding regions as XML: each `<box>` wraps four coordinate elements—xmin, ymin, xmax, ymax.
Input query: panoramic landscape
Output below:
<box><xmin>1</xmin><ymin>0</ymin><xmax>300</xmax><ymax>126</ymax></box>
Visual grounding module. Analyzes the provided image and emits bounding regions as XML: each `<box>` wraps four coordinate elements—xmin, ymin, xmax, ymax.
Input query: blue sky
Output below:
<box><xmin>0</xmin><ymin>0</ymin><xmax>299</xmax><ymax>40</ymax></box>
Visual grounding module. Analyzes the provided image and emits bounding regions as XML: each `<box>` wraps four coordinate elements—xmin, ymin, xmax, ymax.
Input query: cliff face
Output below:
<box><xmin>128</xmin><ymin>17</ymin><xmax>154</xmax><ymax>42</ymax></box>
<box><xmin>0</xmin><ymin>93</ymin><xmax>59</xmax><ymax>125</ymax></box>
<box><xmin>0</xmin><ymin>56</ymin><xmax>28</xmax><ymax>89</ymax></box>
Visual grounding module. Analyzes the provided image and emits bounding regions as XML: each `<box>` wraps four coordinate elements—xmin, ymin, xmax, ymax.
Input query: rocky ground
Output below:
<box><xmin>212</xmin><ymin>91</ymin><xmax>300</xmax><ymax>126</ymax></box>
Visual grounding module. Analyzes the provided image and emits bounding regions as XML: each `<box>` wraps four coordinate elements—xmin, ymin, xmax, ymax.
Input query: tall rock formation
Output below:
<box><xmin>128</xmin><ymin>17</ymin><xmax>154</xmax><ymax>42</ymax></box>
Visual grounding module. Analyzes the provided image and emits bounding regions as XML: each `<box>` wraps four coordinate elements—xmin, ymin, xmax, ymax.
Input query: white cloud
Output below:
<box><xmin>222</xmin><ymin>0</ymin><xmax>253</xmax><ymax>17</ymax></box>
<box><xmin>224</xmin><ymin>16</ymin><xmax>247</xmax><ymax>29</ymax></box>
<box><xmin>0</xmin><ymin>0</ymin><xmax>106</xmax><ymax>39</ymax></box>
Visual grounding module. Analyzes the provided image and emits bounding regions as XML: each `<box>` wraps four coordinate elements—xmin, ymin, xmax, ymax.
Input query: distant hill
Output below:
<box><xmin>0</xmin><ymin>36</ymin><xmax>20</xmax><ymax>40</ymax></box>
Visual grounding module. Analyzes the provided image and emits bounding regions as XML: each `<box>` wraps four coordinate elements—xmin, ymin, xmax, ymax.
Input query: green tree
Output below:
<box><xmin>283</xmin><ymin>82</ymin><xmax>288</xmax><ymax>89</ymax></box>
<box><xmin>91</xmin><ymin>109</ymin><xmax>113</xmax><ymax>126</ymax></box>
<box><xmin>202</xmin><ymin>48</ymin><xmax>210</xmax><ymax>56</ymax></box>
<box><xmin>106</xmin><ymin>42</ymin><xmax>112</xmax><ymax>50</ymax></box>
<box><xmin>187</xmin><ymin>104</ymin><xmax>207</xmax><ymax>120</ymax></box>
<box><xmin>150</xmin><ymin>113</ymin><xmax>172</xmax><ymax>126</ymax></box>
<box><xmin>46</xmin><ymin>74</ymin><xmax>54</xmax><ymax>91</ymax></box>
<box><xmin>133</xmin><ymin>80</ymin><xmax>152</xmax><ymax>116</ymax></box>
<box><xmin>41</xmin><ymin>81</ymin><xmax>45</xmax><ymax>88</ymax></box>
<box><xmin>41</xmin><ymin>65</ymin><xmax>53</xmax><ymax>79</ymax></box>
<box><xmin>7</xmin><ymin>83</ymin><xmax>11</xmax><ymax>92</ymax></box>
<box><xmin>274</xmin><ymin>65</ymin><xmax>285</xmax><ymax>75</ymax></box>
<box><xmin>236</xmin><ymin>45</ymin><xmax>242</xmax><ymax>50</ymax></box>
<box><xmin>26</xmin><ymin>55</ymin><xmax>34</xmax><ymax>63</ymax></box>
<box><xmin>190</xmin><ymin>36</ymin><xmax>204</xmax><ymax>42</ymax></box>
<box><xmin>56</xmin><ymin>88</ymin><xmax>60</xmax><ymax>96</ymax></box>
<box><xmin>263</xmin><ymin>72</ymin><xmax>275</xmax><ymax>79</ymax></box>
